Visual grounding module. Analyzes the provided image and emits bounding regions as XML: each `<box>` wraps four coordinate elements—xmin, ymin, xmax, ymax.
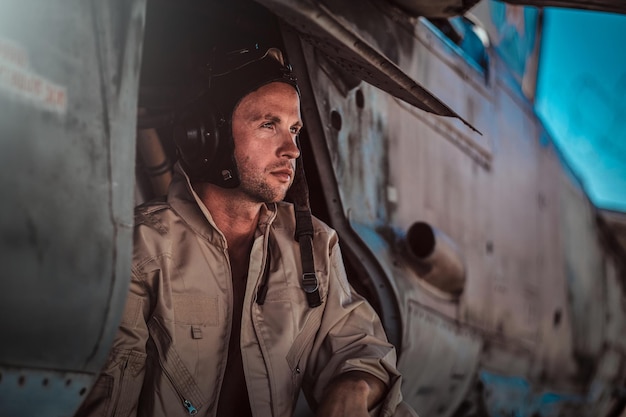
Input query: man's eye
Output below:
<box><xmin>290</xmin><ymin>127</ymin><xmax>301</xmax><ymax>134</ymax></box>
<box><xmin>262</xmin><ymin>122</ymin><xmax>274</xmax><ymax>129</ymax></box>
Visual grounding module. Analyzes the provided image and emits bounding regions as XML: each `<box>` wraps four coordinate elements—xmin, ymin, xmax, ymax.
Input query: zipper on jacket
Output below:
<box><xmin>157</xmin><ymin>354</ymin><xmax>199</xmax><ymax>415</ymax></box>
<box><xmin>183</xmin><ymin>399</ymin><xmax>198</xmax><ymax>415</ymax></box>
<box><xmin>148</xmin><ymin>318</ymin><xmax>207</xmax><ymax>415</ymax></box>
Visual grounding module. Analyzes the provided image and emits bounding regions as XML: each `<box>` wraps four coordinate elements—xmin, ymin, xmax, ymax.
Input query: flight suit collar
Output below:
<box><xmin>167</xmin><ymin>163</ymin><xmax>277</xmax><ymax>246</ymax></box>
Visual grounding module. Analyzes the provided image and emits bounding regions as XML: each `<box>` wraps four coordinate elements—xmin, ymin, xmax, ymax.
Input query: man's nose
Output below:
<box><xmin>279</xmin><ymin>131</ymin><xmax>300</xmax><ymax>159</ymax></box>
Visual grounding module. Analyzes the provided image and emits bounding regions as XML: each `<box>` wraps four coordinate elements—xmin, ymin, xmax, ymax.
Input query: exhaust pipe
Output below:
<box><xmin>404</xmin><ymin>221</ymin><xmax>466</xmax><ymax>296</ymax></box>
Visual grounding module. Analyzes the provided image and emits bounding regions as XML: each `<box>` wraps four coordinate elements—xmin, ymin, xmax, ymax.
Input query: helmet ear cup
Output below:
<box><xmin>173</xmin><ymin>104</ymin><xmax>241</xmax><ymax>188</ymax></box>
<box><xmin>174</xmin><ymin>110</ymin><xmax>219</xmax><ymax>175</ymax></box>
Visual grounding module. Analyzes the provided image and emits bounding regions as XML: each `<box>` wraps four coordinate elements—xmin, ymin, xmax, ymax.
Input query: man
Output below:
<box><xmin>76</xmin><ymin>46</ymin><xmax>409</xmax><ymax>417</ymax></box>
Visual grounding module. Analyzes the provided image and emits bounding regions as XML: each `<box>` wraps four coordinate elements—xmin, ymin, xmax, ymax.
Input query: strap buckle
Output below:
<box><xmin>302</xmin><ymin>272</ymin><xmax>322</xmax><ymax>308</ymax></box>
<box><xmin>302</xmin><ymin>272</ymin><xmax>319</xmax><ymax>294</ymax></box>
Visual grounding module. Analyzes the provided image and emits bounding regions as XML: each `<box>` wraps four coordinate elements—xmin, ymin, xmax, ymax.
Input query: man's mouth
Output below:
<box><xmin>271</xmin><ymin>168</ymin><xmax>293</xmax><ymax>182</ymax></box>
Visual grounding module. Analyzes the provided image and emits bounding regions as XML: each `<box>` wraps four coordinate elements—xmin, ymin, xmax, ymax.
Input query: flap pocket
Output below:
<box><xmin>76</xmin><ymin>349</ymin><xmax>147</xmax><ymax>417</ymax></box>
<box><xmin>113</xmin><ymin>350</ymin><xmax>148</xmax><ymax>417</ymax></box>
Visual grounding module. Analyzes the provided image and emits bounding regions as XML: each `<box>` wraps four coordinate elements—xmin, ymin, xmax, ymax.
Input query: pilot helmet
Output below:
<box><xmin>174</xmin><ymin>45</ymin><xmax>300</xmax><ymax>188</ymax></box>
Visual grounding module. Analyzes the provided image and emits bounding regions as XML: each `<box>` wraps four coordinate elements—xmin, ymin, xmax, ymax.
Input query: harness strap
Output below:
<box><xmin>256</xmin><ymin>137</ymin><xmax>322</xmax><ymax>308</ymax></box>
<box><xmin>291</xmin><ymin>137</ymin><xmax>322</xmax><ymax>308</ymax></box>
<box><xmin>295</xmin><ymin>208</ymin><xmax>321</xmax><ymax>307</ymax></box>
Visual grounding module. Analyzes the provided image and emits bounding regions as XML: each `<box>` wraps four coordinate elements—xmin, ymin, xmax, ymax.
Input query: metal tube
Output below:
<box><xmin>404</xmin><ymin>221</ymin><xmax>466</xmax><ymax>296</ymax></box>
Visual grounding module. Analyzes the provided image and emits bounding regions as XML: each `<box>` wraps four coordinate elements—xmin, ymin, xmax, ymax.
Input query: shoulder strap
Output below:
<box><xmin>256</xmin><ymin>138</ymin><xmax>322</xmax><ymax>308</ymax></box>
<box><xmin>290</xmin><ymin>139</ymin><xmax>322</xmax><ymax>308</ymax></box>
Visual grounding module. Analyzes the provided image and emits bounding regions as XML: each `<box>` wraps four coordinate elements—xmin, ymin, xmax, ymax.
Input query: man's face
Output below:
<box><xmin>231</xmin><ymin>82</ymin><xmax>302</xmax><ymax>204</ymax></box>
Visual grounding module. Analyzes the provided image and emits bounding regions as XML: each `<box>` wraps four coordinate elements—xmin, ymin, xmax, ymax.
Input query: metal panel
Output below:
<box><xmin>0</xmin><ymin>368</ymin><xmax>93</xmax><ymax>417</ymax></box>
<box><xmin>399</xmin><ymin>303</ymin><xmax>482</xmax><ymax>417</ymax></box>
<box><xmin>0</xmin><ymin>0</ymin><xmax>146</xmax><ymax>415</ymax></box>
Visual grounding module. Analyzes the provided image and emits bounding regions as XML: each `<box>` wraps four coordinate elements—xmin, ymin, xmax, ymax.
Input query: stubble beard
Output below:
<box><xmin>237</xmin><ymin>162</ymin><xmax>292</xmax><ymax>204</ymax></box>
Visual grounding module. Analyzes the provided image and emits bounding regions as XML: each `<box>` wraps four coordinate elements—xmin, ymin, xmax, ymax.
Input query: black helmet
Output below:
<box><xmin>174</xmin><ymin>45</ymin><xmax>299</xmax><ymax>187</ymax></box>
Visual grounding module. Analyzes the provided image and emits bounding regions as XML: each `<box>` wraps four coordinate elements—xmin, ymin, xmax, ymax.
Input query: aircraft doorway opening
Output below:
<box><xmin>133</xmin><ymin>0</ymin><xmax>397</xmax><ymax>344</ymax></box>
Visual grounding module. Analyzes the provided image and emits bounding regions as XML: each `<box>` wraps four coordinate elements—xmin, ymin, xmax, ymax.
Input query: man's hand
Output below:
<box><xmin>315</xmin><ymin>371</ymin><xmax>386</xmax><ymax>417</ymax></box>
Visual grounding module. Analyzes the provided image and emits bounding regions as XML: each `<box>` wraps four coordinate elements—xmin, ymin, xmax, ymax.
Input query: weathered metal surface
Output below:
<box><xmin>399</xmin><ymin>303</ymin><xmax>482</xmax><ymax>417</ymax></box>
<box><xmin>0</xmin><ymin>368</ymin><xmax>93</xmax><ymax>417</ymax></box>
<box><xmin>0</xmin><ymin>0</ymin><xmax>146</xmax><ymax>415</ymax></box>
<box><xmin>255</xmin><ymin>0</ymin><xmax>481</xmax><ymax>133</ymax></box>
<box><xmin>479</xmin><ymin>371</ymin><xmax>587</xmax><ymax>416</ymax></box>
<box><xmin>277</xmin><ymin>1</ymin><xmax>626</xmax><ymax>415</ymax></box>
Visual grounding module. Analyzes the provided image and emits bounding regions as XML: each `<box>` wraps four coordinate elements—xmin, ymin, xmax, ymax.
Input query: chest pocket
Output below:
<box><xmin>170</xmin><ymin>294</ymin><xmax>220</xmax><ymax>353</ymax></box>
<box><xmin>173</xmin><ymin>295</ymin><xmax>219</xmax><ymax>329</ymax></box>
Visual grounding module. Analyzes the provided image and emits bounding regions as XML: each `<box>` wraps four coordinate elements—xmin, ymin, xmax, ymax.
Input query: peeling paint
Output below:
<box><xmin>0</xmin><ymin>37</ymin><xmax>67</xmax><ymax>115</ymax></box>
<box><xmin>479</xmin><ymin>371</ymin><xmax>587</xmax><ymax>417</ymax></box>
